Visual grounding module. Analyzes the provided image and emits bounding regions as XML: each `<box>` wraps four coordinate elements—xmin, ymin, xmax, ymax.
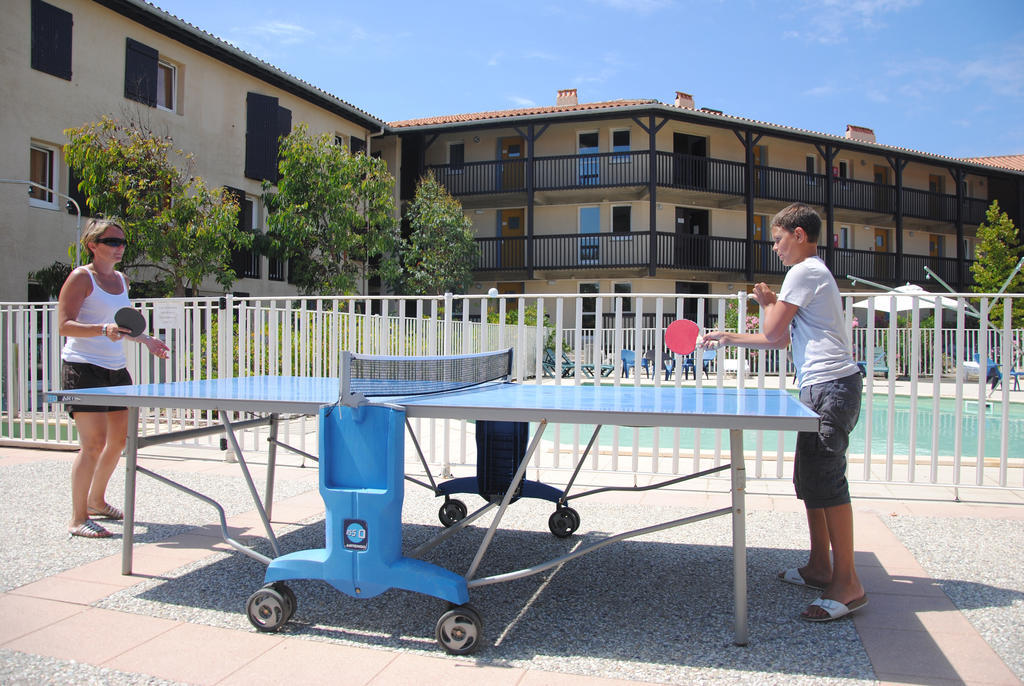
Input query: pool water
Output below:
<box><xmin>545</xmin><ymin>395</ymin><xmax>1023</xmax><ymax>460</ymax></box>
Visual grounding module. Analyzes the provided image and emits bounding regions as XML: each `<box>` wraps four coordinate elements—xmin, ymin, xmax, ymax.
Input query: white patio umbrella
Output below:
<box><xmin>852</xmin><ymin>284</ymin><xmax>962</xmax><ymax>314</ymax></box>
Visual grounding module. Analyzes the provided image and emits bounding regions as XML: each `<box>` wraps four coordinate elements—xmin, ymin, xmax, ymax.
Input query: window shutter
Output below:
<box><xmin>31</xmin><ymin>0</ymin><xmax>73</xmax><ymax>80</ymax></box>
<box><xmin>124</xmin><ymin>38</ymin><xmax>158</xmax><ymax>106</ymax></box>
<box><xmin>245</xmin><ymin>92</ymin><xmax>278</xmax><ymax>181</ymax></box>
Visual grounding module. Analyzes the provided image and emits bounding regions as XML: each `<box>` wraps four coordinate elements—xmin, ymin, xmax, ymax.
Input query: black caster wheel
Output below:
<box><xmin>435</xmin><ymin>603</ymin><xmax>483</xmax><ymax>655</ymax></box>
<box><xmin>438</xmin><ymin>499</ymin><xmax>468</xmax><ymax>527</ymax></box>
<box><xmin>271</xmin><ymin>582</ymin><xmax>296</xmax><ymax>621</ymax></box>
<box><xmin>548</xmin><ymin>507</ymin><xmax>580</xmax><ymax>538</ymax></box>
<box><xmin>246</xmin><ymin>586</ymin><xmax>289</xmax><ymax>632</ymax></box>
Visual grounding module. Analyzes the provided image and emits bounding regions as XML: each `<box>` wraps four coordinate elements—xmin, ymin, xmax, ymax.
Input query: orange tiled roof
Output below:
<box><xmin>963</xmin><ymin>154</ymin><xmax>1024</xmax><ymax>171</ymax></box>
<box><xmin>389</xmin><ymin>99</ymin><xmax>659</xmax><ymax>128</ymax></box>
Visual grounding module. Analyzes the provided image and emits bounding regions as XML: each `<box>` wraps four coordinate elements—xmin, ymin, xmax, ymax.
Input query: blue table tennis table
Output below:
<box><xmin>48</xmin><ymin>351</ymin><xmax>819</xmax><ymax>653</ymax></box>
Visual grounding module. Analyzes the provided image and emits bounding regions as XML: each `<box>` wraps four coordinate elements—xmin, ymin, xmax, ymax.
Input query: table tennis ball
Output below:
<box><xmin>487</xmin><ymin>288</ymin><xmax>499</xmax><ymax>297</ymax></box>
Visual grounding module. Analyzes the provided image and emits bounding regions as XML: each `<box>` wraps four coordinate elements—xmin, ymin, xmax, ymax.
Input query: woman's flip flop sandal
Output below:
<box><xmin>69</xmin><ymin>520</ymin><xmax>112</xmax><ymax>539</ymax></box>
<box><xmin>88</xmin><ymin>503</ymin><xmax>124</xmax><ymax>520</ymax></box>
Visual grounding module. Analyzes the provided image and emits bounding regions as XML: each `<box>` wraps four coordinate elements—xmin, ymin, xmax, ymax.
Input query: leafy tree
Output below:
<box><xmin>399</xmin><ymin>172</ymin><xmax>478</xmax><ymax>296</ymax></box>
<box><xmin>263</xmin><ymin>123</ymin><xmax>400</xmax><ymax>295</ymax></box>
<box><xmin>970</xmin><ymin>200</ymin><xmax>1024</xmax><ymax>328</ymax></box>
<box><xmin>28</xmin><ymin>260</ymin><xmax>72</xmax><ymax>300</ymax></box>
<box><xmin>63</xmin><ymin>114</ymin><xmax>248</xmax><ymax>296</ymax></box>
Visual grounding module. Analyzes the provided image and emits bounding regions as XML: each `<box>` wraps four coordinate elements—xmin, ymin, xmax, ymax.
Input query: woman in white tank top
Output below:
<box><xmin>58</xmin><ymin>219</ymin><xmax>169</xmax><ymax>539</ymax></box>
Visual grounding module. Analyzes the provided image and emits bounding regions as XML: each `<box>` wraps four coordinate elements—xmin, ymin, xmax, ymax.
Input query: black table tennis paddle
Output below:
<box><xmin>115</xmin><ymin>307</ymin><xmax>147</xmax><ymax>337</ymax></box>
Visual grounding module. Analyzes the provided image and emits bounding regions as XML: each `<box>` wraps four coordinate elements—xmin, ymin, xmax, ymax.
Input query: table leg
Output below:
<box><xmin>730</xmin><ymin>428</ymin><xmax>748</xmax><ymax>646</ymax></box>
<box><xmin>264</xmin><ymin>413</ymin><xmax>279</xmax><ymax>521</ymax></box>
<box><xmin>122</xmin><ymin>407</ymin><xmax>139</xmax><ymax>575</ymax></box>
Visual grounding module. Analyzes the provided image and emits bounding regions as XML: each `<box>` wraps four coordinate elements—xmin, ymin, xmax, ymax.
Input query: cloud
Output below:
<box><xmin>232</xmin><ymin>20</ymin><xmax>314</xmax><ymax>46</ymax></box>
<box><xmin>507</xmin><ymin>96</ymin><xmax>537</xmax><ymax>107</ymax></box>
<box><xmin>587</xmin><ymin>0</ymin><xmax>674</xmax><ymax>13</ymax></box>
<box><xmin>791</xmin><ymin>0</ymin><xmax>922</xmax><ymax>44</ymax></box>
<box><xmin>959</xmin><ymin>45</ymin><xmax>1024</xmax><ymax>98</ymax></box>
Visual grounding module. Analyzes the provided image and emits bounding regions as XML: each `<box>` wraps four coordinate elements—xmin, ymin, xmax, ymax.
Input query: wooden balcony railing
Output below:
<box><xmin>426</xmin><ymin>152</ymin><xmax>991</xmax><ymax>225</ymax></box>
<box><xmin>474</xmin><ymin>232</ymin><xmax>975</xmax><ymax>286</ymax></box>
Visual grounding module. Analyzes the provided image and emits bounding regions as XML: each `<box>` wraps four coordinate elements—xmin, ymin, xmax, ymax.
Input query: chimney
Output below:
<box><xmin>674</xmin><ymin>91</ymin><xmax>694</xmax><ymax>109</ymax></box>
<box><xmin>845</xmin><ymin>125</ymin><xmax>876</xmax><ymax>144</ymax></box>
<box><xmin>556</xmin><ymin>88</ymin><xmax>578</xmax><ymax>107</ymax></box>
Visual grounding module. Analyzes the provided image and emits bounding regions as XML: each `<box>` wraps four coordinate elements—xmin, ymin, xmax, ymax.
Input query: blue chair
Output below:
<box><xmin>856</xmin><ymin>348</ymin><xmax>889</xmax><ymax>377</ymax></box>
<box><xmin>620</xmin><ymin>349</ymin><xmax>636</xmax><ymax>377</ymax></box>
<box><xmin>700</xmin><ymin>349</ymin><xmax>716</xmax><ymax>379</ymax></box>
<box><xmin>974</xmin><ymin>353</ymin><xmax>1001</xmax><ymax>392</ymax></box>
<box><xmin>662</xmin><ymin>355</ymin><xmax>676</xmax><ymax>380</ymax></box>
<box><xmin>641</xmin><ymin>351</ymin><xmax>654</xmax><ymax>378</ymax></box>
<box><xmin>679</xmin><ymin>354</ymin><xmax>696</xmax><ymax>380</ymax></box>
<box><xmin>1011</xmin><ymin>367</ymin><xmax>1023</xmax><ymax>391</ymax></box>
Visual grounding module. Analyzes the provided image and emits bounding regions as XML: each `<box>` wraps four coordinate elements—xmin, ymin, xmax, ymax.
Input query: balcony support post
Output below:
<box><xmin>635</xmin><ymin>115</ymin><xmax>667</xmax><ymax>277</ymax></box>
<box><xmin>816</xmin><ymin>143</ymin><xmax>838</xmax><ymax>274</ymax></box>
<box><xmin>887</xmin><ymin>156</ymin><xmax>908</xmax><ymax>284</ymax></box>
<box><xmin>734</xmin><ymin>128</ymin><xmax>762</xmax><ymax>282</ymax></box>
<box><xmin>949</xmin><ymin>167</ymin><xmax>967</xmax><ymax>290</ymax></box>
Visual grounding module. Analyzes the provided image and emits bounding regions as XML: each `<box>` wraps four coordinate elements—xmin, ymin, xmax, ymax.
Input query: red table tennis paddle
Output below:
<box><xmin>115</xmin><ymin>307</ymin><xmax>147</xmax><ymax>337</ymax></box>
<box><xmin>665</xmin><ymin>319</ymin><xmax>700</xmax><ymax>355</ymax></box>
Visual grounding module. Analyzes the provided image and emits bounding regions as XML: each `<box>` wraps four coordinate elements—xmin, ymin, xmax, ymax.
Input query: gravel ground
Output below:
<box><xmin>0</xmin><ymin>458</ymin><xmax>316</xmax><ymax>592</ymax></box>
<box><xmin>884</xmin><ymin>515</ymin><xmax>1024</xmax><ymax>682</ymax></box>
<box><xmin>93</xmin><ymin>486</ymin><xmax>875</xmax><ymax>685</ymax></box>
<box><xmin>4</xmin><ymin>451</ymin><xmax>1022</xmax><ymax>685</ymax></box>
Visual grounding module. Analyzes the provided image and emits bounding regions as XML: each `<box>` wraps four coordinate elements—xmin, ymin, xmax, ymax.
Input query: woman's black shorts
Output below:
<box><xmin>61</xmin><ymin>362</ymin><xmax>132</xmax><ymax>416</ymax></box>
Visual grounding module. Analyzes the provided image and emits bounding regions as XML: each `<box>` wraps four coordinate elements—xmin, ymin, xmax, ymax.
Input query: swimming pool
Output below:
<box><xmin>545</xmin><ymin>394</ymin><xmax>1023</xmax><ymax>461</ymax></box>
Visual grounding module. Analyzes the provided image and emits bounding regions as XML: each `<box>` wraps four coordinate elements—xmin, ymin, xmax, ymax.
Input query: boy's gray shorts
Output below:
<box><xmin>794</xmin><ymin>372</ymin><xmax>863</xmax><ymax>509</ymax></box>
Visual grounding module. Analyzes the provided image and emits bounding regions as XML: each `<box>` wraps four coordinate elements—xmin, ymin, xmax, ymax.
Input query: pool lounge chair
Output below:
<box><xmin>856</xmin><ymin>348</ymin><xmax>888</xmax><ymax>377</ymax></box>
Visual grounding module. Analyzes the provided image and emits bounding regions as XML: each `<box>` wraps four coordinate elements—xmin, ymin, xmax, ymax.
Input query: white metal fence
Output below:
<box><xmin>2</xmin><ymin>292</ymin><xmax>1022</xmax><ymax>493</ymax></box>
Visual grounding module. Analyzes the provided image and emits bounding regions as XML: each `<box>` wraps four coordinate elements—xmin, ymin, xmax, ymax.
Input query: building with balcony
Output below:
<box><xmin>3</xmin><ymin>0</ymin><xmax>1023</xmax><ymax>319</ymax></box>
<box><xmin>389</xmin><ymin>89</ymin><xmax>1024</xmax><ymax>326</ymax></box>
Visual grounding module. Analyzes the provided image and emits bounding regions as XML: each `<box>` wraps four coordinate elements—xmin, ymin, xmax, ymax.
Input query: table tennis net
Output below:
<box><xmin>341</xmin><ymin>348</ymin><xmax>513</xmax><ymax>399</ymax></box>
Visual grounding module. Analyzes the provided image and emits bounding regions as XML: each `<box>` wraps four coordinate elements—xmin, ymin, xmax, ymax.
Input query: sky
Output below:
<box><xmin>149</xmin><ymin>0</ymin><xmax>1024</xmax><ymax>159</ymax></box>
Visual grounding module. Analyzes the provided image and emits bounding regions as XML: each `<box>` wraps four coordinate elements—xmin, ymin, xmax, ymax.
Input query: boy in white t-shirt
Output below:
<box><xmin>702</xmin><ymin>203</ymin><xmax>866</xmax><ymax>622</ymax></box>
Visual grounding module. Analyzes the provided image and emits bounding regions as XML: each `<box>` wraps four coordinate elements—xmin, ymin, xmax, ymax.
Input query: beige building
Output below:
<box><xmin>386</xmin><ymin>89</ymin><xmax>1024</xmax><ymax>327</ymax></box>
<box><xmin>1</xmin><ymin>0</ymin><xmax>386</xmax><ymax>301</ymax></box>
<box><xmin>3</xmin><ymin>0</ymin><xmax>1023</xmax><ymax>319</ymax></box>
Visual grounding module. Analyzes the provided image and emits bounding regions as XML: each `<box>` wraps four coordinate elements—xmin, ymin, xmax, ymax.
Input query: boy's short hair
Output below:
<box><xmin>772</xmin><ymin>203</ymin><xmax>821</xmax><ymax>243</ymax></box>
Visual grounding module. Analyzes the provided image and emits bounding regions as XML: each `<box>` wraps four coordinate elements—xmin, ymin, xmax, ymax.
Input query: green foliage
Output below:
<box><xmin>27</xmin><ymin>261</ymin><xmax>72</xmax><ymax>300</ymax></box>
<box><xmin>398</xmin><ymin>172</ymin><xmax>478</xmax><ymax>296</ymax></box>
<box><xmin>486</xmin><ymin>303</ymin><xmax>557</xmax><ymax>349</ymax></box>
<box><xmin>970</xmin><ymin>200</ymin><xmax>1024</xmax><ymax>328</ymax></box>
<box><xmin>263</xmin><ymin>123</ymin><xmax>400</xmax><ymax>295</ymax></box>
<box><xmin>63</xmin><ymin>115</ymin><xmax>249</xmax><ymax>296</ymax></box>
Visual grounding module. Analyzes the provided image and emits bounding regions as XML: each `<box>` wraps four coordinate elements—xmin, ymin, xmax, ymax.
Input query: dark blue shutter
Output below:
<box><xmin>124</xmin><ymin>38</ymin><xmax>158</xmax><ymax>106</ymax></box>
<box><xmin>67</xmin><ymin>167</ymin><xmax>88</xmax><ymax>215</ymax></box>
<box><xmin>31</xmin><ymin>0</ymin><xmax>73</xmax><ymax>81</ymax></box>
<box><xmin>245</xmin><ymin>92</ymin><xmax>278</xmax><ymax>181</ymax></box>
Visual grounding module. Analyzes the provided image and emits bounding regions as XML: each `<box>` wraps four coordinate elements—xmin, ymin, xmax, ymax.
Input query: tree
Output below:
<box><xmin>970</xmin><ymin>200</ymin><xmax>1024</xmax><ymax>328</ymax></box>
<box><xmin>400</xmin><ymin>172</ymin><xmax>478</xmax><ymax>296</ymax></box>
<box><xmin>63</xmin><ymin>114</ymin><xmax>248</xmax><ymax>296</ymax></box>
<box><xmin>263</xmin><ymin>123</ymin><xmax>400</xmax><ymax>295</ymax></box>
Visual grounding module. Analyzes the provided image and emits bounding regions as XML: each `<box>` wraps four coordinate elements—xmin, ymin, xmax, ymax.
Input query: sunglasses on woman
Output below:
<box><xmin>95</xmin><ymin>237</ymin><xmax>128</xmax><ymax>247</ymax></box>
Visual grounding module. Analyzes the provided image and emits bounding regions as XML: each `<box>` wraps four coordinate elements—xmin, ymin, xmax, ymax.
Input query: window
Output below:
<box><xmin>612</xmin><ymin>205</ymin><xmax>631</xmax><ymax>234</ymax></box>
<box><xmin>805</xmin><ymin>155</ymin><xmax>817</xmax><ymax>184</ymax></box>
<box><xmin>334</xmin><ymin>134</ymin><xmax>346</xmax><ymax>148</ymax></box>
<box><xmin>837</xmin><ymin>160</ymin><xmax>849</xmax><ymax>179</ymax></box>
<box><xmin>350</xmin><ymin>136</ymin><xmax>366</xmax><ymax>155</ymax></box>
<box><xmin>611</xmin><ymin>129</ymin><xmax>630</xmax><ymax>162</ymax></box>
<box><xmin>156</xmin><ymin>60</ymin><xmax>176</xmax><ymax>110</ymax></box>
<box><xmin>31</xmin><ymin>0</ymin><xmax>72</xmax><ymax>81</ymax></box>
<box><xmin>226</xmin><ymin>188</ymin><xmax>260</xmax><ymax>279</ymax></box>
<box><xmin>613</xmin><ymin>282</ymin><xmax>632</xmax><ymax>314</ymax></box>
<box><xmin>448</xmin><ymin>142</ymin><xmax>465</xmax><ymax>172</ymax></box>
<box><xmin>579</xmin><ymin>282</ymin><xmax>599</xmax><ymax>329</ymax></box>
<box><xmin>245</xmin><ymin>92</ymin><xmax>292</xmax><ymax>182</ymax></box>
<box><xmin>579</xmin><ymin>206</ymin><xmax>600</xmax><ymax>263</ymax></box>
<box><xmin>578</xmin><ymin>131</ymin><xmax>599</xmax><ymax>185</ymax></box>
<box><xmin>66</xmin><ymin>165</ymin><xmax>88</xmax><ymax>216</ymax></box>
<box><xmin>839</xmin><ymin>226</ymin><xmax>849</xmax><ymax>249</ymax></box>
<box><xmin>29</xmin><ymin>143</ymin><xmax>57</xmax><ymax>207</ymax></box>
